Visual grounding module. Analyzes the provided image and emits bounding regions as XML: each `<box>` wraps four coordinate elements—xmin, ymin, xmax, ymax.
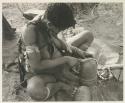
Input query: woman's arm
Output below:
<box><xmin>27</xmin><ymin>48</ymin><xmax>78</xmax><ymax>73</ymax></box>
<box><xmin>55</xmin><ymin>38</ymin><xmax>92</xmax><ymax>59</ymax></box>
<box><xmin>25</xmin><ymin>44</ymin><xmax>69</xmax><ymax>73</ymax></box>
<box><xmin>25</xmin><ymin>44</ymin><xmax>79</xmax><ymax>74</ymax></box>
<box><xmin>34</xmin><ymin>56</ymin><xmax>68</xmax><ymax>72</ymax></box>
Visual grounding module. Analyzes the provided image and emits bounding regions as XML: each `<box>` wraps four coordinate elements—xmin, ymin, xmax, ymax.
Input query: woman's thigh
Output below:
<box><xmin>27</xmin><ymin>75</ymin><xmax>56</xmax><ymax>100</ymax></box>
<box><xmin>67</xmin><ymin>30</ymin><xmax>94</xmax><ymax>51</ymax></box>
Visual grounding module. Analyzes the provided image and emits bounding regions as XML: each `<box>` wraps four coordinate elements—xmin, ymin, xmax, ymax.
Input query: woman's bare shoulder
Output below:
<box><xmin>22</xmin><ymin>24</ymin><xmax>37</xmax><ymax>45</ymax></box>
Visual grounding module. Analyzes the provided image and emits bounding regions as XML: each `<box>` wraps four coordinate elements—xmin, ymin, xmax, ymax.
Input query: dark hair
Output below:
<box><xmin>45</xmin><ymin>3</ymin><xmax>76</xmax><ymax>30</ymax></box>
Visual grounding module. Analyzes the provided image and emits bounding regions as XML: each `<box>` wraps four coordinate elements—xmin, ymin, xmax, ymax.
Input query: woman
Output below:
<box><xmin>22</xmin><ymin>3</ymin><xmax>97</xmax><ymax>101</ymax></box>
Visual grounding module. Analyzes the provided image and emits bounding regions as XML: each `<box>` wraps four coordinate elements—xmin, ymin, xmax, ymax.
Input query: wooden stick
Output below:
<box><xmin>105</xmin><ymin>64</ymin><xmax>123</xmax><ymax>70</ymax></box>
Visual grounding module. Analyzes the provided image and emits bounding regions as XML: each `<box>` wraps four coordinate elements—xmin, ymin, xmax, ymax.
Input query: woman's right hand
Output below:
<box><xmin>65</xmin><ymin>56</ymin><xmax>79</xmax><ymax>67</ymax></box>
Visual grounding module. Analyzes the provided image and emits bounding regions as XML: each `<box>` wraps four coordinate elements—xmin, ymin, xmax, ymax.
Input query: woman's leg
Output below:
<box><xmin>79</xmin><ymin>59</ymin><xmax>97</xmax><ymax>86</ymax></box>
<box><xmin>27</xmin><ymin>75</ymin><xmax>61</xmax><ymax>101</ymax></box>
<box><xmin>73</xmin><ymin>59</ymin><xmax>97</xmax><ymax>101</ymax></box>
<box><xmin>74</xmin><ymin>86</ymin><xmax>91</xmax><ymax>101</ymax></box>
<box><xmin>67</xmin><ymin>30</ymin><xmax>94</xmax><ymax>51</ymax></box>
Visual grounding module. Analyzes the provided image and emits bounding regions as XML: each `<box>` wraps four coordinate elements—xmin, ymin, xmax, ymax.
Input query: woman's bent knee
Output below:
<box><xmin>79</xmin><ymin>59</ymin><xmax>97</xmax><ymax>86</ymax></box>
<box><xmin>85</xmin><ymin>31</ymin><xmax>94</xmax><ymax>43</ymax></box>
<box><xmin>27</xmin><ymin>76</ymin><xmax>48</xmax><ymax>101</ymax></box>
<box><xmin>79</xmin><ymin>30</ymin><xmax>94</xmax><ymax>44</ymax></box>
<box><xmin>80</xmin><ymin>59</ymin><xmax>97</xmax><ymax>75</ymax></box>
<box><xmin>79</xmin><ymin>31</ymin><xmax>94</xmax><ymax>49</ymax></box>
<box><xmin>68</xmin><ymin>30</ymin><xmax>94</xmax><ymax>48</ymax></box>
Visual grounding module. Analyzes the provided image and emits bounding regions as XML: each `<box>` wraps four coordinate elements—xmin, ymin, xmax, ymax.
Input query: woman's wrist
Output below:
<box><xmin>64</xmin><ymin>56</ymin><xmax>74</xmax><ymax>65</ymax></box>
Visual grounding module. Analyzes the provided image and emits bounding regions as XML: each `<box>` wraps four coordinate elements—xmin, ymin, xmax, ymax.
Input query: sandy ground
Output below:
<box><xmin>2</xmin><ymin>3</ymin><xmax>123</xmax><ymax>101</ymax></box>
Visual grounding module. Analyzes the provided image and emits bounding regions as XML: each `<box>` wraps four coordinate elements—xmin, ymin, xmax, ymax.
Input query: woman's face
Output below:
<box><xmin>46</xmin><ymin>18</ymin><xmax>76</xmax><ymax>36</ymax></box>
<box><xmin>47</xmin><ymin>22</ymin><xmax>60</xmax><ymax>35</ymax></box>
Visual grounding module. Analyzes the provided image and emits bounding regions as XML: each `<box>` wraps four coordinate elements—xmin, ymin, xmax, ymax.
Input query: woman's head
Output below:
<box><xmin>45</xmin><ymin>3</ymin><xmax>76</xmax><ymax>31</ymax></box>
